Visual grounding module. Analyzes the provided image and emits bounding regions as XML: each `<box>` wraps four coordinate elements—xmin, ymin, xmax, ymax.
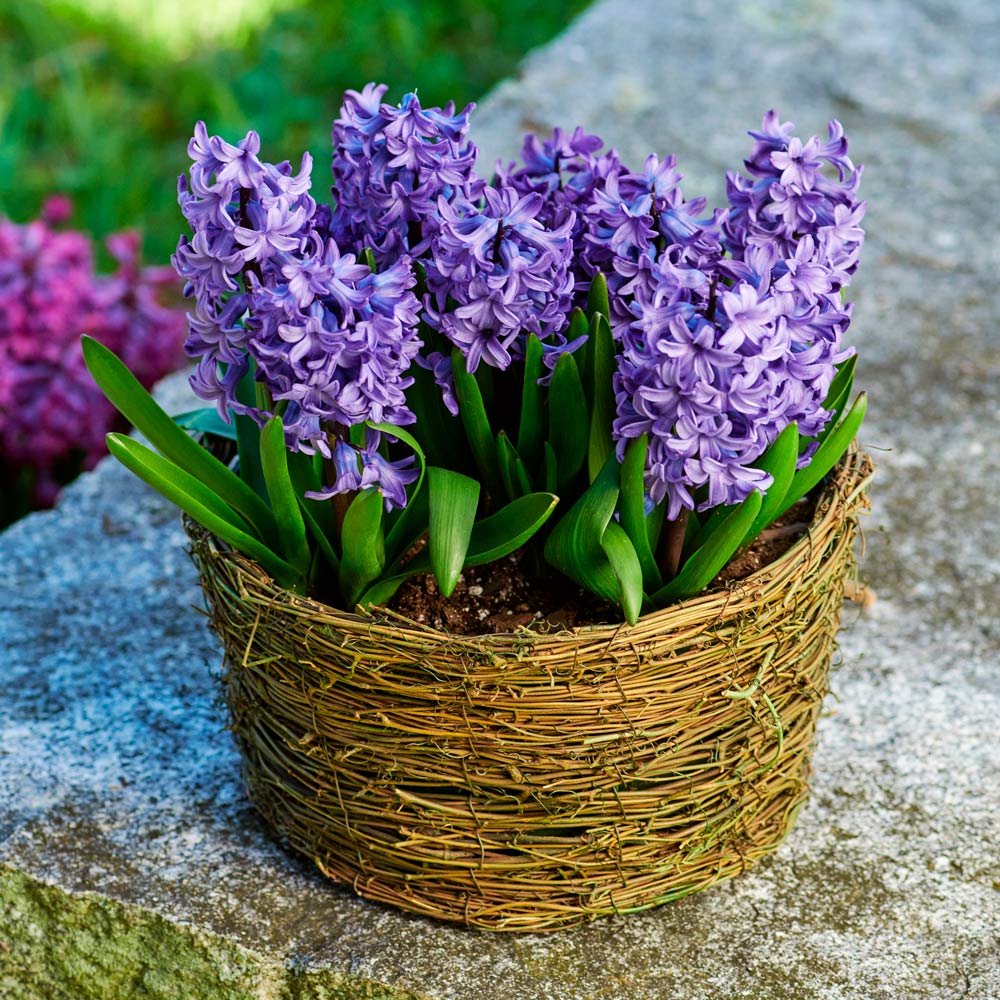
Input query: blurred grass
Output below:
<box><xmin>0</xmin><ymin>0</ymin><xmax>591</xmax><ymax>262</ymax></box>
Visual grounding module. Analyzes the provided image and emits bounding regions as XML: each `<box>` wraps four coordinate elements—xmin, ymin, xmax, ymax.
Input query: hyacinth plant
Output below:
<box><xmin>85</xmin><ymin>86</ymin><xmax>867</xmax><ymax>625</ymax></box>
<box><xmin>1</xmin><ymin>198</ymin><xmax>184</xmax><ymax>525</ymax></box>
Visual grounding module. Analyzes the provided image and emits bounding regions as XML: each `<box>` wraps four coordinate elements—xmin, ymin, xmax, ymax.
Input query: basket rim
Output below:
<box><xmin>189</xmin><ymin>444</ymin><xmax>872</xmax><ymax>651</ymax></box>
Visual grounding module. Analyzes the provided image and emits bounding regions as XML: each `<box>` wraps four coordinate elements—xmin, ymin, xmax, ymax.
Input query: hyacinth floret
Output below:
<box><xmin>612</xmin><ymin>114</ymin><xmax>862</xmax><ymax>519</ymax></box>
<box><xmin>304</xmin><ymin>429</ymin><xmax>417</xmax><ymax>511</ymax></box>
<box><xmin>426</xmin><ymin>183</ymin><xmax>575</xmax><ymax>374</ymax></box>
<box><xmin>723</xmin><ymin>110</ymin><xmax>865</xmax><ymax>282</ymax></box>
<box><xmin>496</xmin><ymin>127</ymin><xmax>622</xmax><ymax>296</ymax></box>
<box><xmin>331</xmin><ymin>86</ymin><xmax>483</xmax><ymax>268</ymax></box>
<box><xmin>583</xmin><ymin>154</ymin><xmax>725</xmax><ymax>336</ymax></box>
<box><xmin>174</xmin><ymin>122</ymin><xmax>422</xmax><ymax>510</ymax></box>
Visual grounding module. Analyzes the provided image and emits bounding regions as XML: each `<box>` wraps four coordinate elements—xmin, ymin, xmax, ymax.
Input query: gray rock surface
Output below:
<box><xmin>2</xmin><ymin>0</ymin><xmax>999</xmax><ymax>997</ymax></box>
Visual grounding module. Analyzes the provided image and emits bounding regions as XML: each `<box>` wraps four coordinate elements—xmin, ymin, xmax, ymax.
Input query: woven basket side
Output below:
<box><xmin>189</xmin><ymin>448</ymin><xmax>872</xmax><ymax>931</ymax></box>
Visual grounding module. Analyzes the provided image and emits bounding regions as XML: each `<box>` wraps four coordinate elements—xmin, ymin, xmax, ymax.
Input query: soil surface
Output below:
<box><xmin>389</xmin><ymin>495</ymin><xmax>817</xmax><ymax>635</ymax></box>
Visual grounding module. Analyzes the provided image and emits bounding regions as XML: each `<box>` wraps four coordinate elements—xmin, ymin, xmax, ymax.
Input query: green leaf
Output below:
<box><xmin>741</xmin><ymin>422</ymin><xmax>800</xmax><ymax>546</ymax></box>
<box><xmin>234</xmin><ymin>362</ymin><xmax>266</xmax><ymax>498</ymax></box>
<box><xmin>362</xmin><ymin>247</ymin><xmax>377</xmax><ymax>272</ymax></box>
<box><xmin>514</xmin><ymin>457</ymin><xmax>533</xmax><ymax>497</ymax></box>
<box><xmin>516</xmin><ymin>333</ymin><xmax>544</xmax><ymax>474</ymax></box>
<box><xmin>369</xmin><ymin>422</ymin><xmax>429</xmax><ymax>567</ymax></box>
<box><xmin>357</xmin><ymin>492</ymin><xmax>561</xmax><ymax>611</ymax></box>
<box><xmin>646</xmin><ymin>500</ymin><xmax>665</xmax><ymax>555</ymax></box>
<box><xmin>543</xmin><ymin>441</ymin><xmax>558</xmax><ymax>494</ymax></box>
<box><xmin>687</xmin><ymin>423</ymin><xmax>801</xmax><ymax>554</ymax></box>
<box><xmin>496</xmin><ymin>432</ymin><xmax>534</xmax><ymax>501</ymax></box>
<box><xmin>286</xmin><ymin>449</ymin><xmax>333</xmax><ymax>529</ymax></box>
<box><xmin>338</xmin><ymin>489</ymin><xmax>386</xmax><ymax>609</ymax></box>
<box><xmin>464</xmin><ymin>492</ymin><xmax>559</xmax><ymax>566</ymax></box>
<box><xmin>548</xmin><ymin>351</ymin><xmax>588</xmax><ymax>491</ymax></box>
<box><xmin>296</xmin><ymin>496</ymin><xmax>339</xmax><ymax>575</ymax></box>
<box><xmin>106</xmin><ymin>433</ymin><xmax>301</xmax><ymax>589</ymax></box>
<box><xmin>259</xmin><ymin>418</ymin><xmax>312</xmax><ymax>576</ymax></box>
<box><xmin>496</xmin><ymin>431</ymin><xmax>520</xmax><ymax>502</ymax></box>
<box><xmin>650</xmin><ymin>490</ymin><xmax>763</xmax><ymax>606</ymax></box>
<box><xmin>171</xmin><ymin>408</ymin><xmax>238</xmax><ymax>442</ymax></box>
<box><xmin>586</xmin><ymin>270</ymin><xmax>610</xmax><ymax>321</ymax></box>
<box><xmin>587</xmin><ymin>313</ymin><xmax>616</xmax><ymax>481</ymax></box>
<box><xmin>777</xmin><ymin>392</ymin><xmax>867</xmax><ymax>519</ymax></box>
<box><xmin>82</xmin><ymin>337</ymin><xmax>277</xmax><ymax>546</ymax></box>
<box><xmin>817</xmin><ymin>354</ymin><xmax>857</xmax><ymax>445</ymax></box>
<box><xmin>451</xmin><ymin>350</ymin><xmax>504</xmax><ymax>501</ymax></box>
<box><xmin>428</xmin><ymin>467</ymin><xmax>480</xmax><ymax>598</ymax></box>
<box><xmin>407</xmin><ymin>359</ymin><xmax>467</xmax><ymax>470</ymax></box>
<box><xmin>619</xmin><ymin>435</ymin><xmax>662</xmax><ymax>590</ymax></box>
<box><xmin>355</xmin><ymin>553</ymin><xmax>432</xmax><ymax>609</ymax></box>
<box><xmin>600</xmin><ymin>520</ymin><xmax>644</xmax><ymax>625</ymax></box>
<box><xmin>570</xmin><ymin>306</ymin><xmax>594</xmax><ymax>392</ymax></box>
<box><xmin>544</xmin><ymin>453</ymin><xmax>622</xmax><ymax>605</ymax></box>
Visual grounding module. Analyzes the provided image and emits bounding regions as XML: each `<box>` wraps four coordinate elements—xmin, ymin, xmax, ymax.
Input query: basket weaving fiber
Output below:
<box><xmin>188</xmin><ymin>447</ymin><xmax>873</xmax><ymax>932</ymax></box>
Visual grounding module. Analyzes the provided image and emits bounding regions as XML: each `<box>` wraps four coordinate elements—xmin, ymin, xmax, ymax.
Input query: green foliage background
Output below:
<box><xmin>0</xmin><ymin>0</ymin><xmax>590</xmax><ymax>262</ymax></box>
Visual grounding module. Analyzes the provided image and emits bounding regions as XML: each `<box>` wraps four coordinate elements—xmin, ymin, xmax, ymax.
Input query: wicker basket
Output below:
<box><xmin>187</xmin><ymin>447</ymin><xmax>873</xmax><ymax>932</ymax></box>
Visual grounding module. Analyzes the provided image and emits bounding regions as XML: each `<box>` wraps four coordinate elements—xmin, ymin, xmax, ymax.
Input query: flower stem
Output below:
<box><xmin>658</xmin><ymin>509</ymin><xmax>689</xmax><ymax>580</ymax></box>
<box><xmin>324</xmin><ymin>424</ymin><xmax>357</xmax><ymax>551</ymax></box>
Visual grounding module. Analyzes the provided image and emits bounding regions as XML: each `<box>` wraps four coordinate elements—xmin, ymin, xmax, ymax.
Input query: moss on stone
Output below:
<box><xmin>0</xmin><ymin>866</ymin><xmax>424</xmax><ymax>1000</ymax></box>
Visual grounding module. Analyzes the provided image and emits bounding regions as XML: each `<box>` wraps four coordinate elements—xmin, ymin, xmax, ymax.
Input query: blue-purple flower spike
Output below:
<box><xmin>425</xmin><ymin>183</ymin><xmax>576</xmax><ymax>373</ymax></box>
<box><xmin>331</xmin><ymin>85</ymin><xmax>484</xmax><ymax>269</ymax></box>
<box><xmin>173</xmin><ymin>120</ymin><xmax>423</xmax><ymax>510</ymax></box>
<box><xmin>610</xmin><ymin>113</ymin><xmax>862</xmax><ymax>519</ymax></box>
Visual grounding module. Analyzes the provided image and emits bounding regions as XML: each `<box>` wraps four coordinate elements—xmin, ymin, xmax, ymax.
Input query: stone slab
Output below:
<box><xmin>2</xmin><ymin>0</ymin><xmax>1000</xmax><ymax>997</ymax></box>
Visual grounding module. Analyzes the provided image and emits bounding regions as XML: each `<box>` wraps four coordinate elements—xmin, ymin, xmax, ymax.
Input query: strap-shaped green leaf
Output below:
<box><xmin>496</xmin><ymin>431</ymin><xmax>521</xmax><ymax>502</ymax></box>
<box><xmin>548</xmin><ymin>351</ymin><xmax>588</xmax><ymax>491</ymax></box>
<box><xmin>259</xmin><ymin>417</ymin><xmax>312</xmax><ymax>576</ymax></box>
<box><xmin>464</xmin><ymin>492</ymin><xmax>559</xmax><ymax>566</ymax></box>
<box><xmin>543</xmin><ymin>441</ymin><xmax>558</xmax><ymax>494</ymax></box>
<box><xmin>82</xmin><ymin>336</ymin><xmax>277</xmax><ymax>546</ymax></box>
<box><xmin>286</xmin><ymin>448</ymin><xmax>335</xmax><ymax>537</ymax></box>
<box><xmin>619</xmin><ymin>434</ymin><xmax>662</xmax><ymax>590</ymax></box>
<box><xmin>516</xmin><ymin>334</ymin><xmax>544</xmax><ymax>474</ymax></box>
<box><xmin>600</xmin><ymin>520</ymin><xmax>644</xmax><ymax>625</ymax></box>
<box><xmin>817</xmin><ymin>354</ymin><xmax>857</xmax><ymax>445</ymax></box>
<box><xmin>234</xmin><ymin>362</ymin><xmax>266</xmax><ymax>498</ymax></box>
<box><xmin>406</xmin><ymin>360</ymin><xmax>466</xmax><ymax>469</ymax></box>
<box><xmin>451</xmin><ymin>350</ymin><xmax>503</xmax><ymax>501</ymax></box>
<box><xmin>356</xmin><ymin>492</ymin><xmax>560</xmax><ymax>611</ymax></box>
<box><xmin>646</xmin><ymin>500</ymin><xmax>666</xmax><ymax>555</ymax></box>
<box><xmin>650</xmin><ymin>490</ymin><xmax>763</xmax><ymax>606</ymax></box>
<box><xmin>687</xmin><ymin>503</ymin><xmax>731</xmax><ymax>556</ymax></box>
<box><xmin>514</xmin><ymin>456</ymin><xmax>533</xmax><ymax>497</ymax></box>
<box><xmin>355</xmin><ymin>553</ymin><xmax>432</xmax><ymax>609</ymax></box>
<box><xmin>368</xmin><ymin>422</ymin><xmax>429</xmax><ymax>566</ymax></box>
<box><xmin>106</xmin><ymin>433</ymin><xmax>301</xmax><ymax>589</ymax></box>
<box><xmin>296</xmin><ymin>496</ymin><xmax>339</xmax><ymax>575</ymax></box>
<box><xmin>428</xmin><ymin>467</ymin><xmax>480</xmax><ymax>597</ymax></box>
<box><xmin>587</xmin><ymin>313</ymin><xmax>616</xmax><ymax>482</ymax></box>
<box><xmin>495</xmin><ymin>433</ymin><xmax>535</xmax><ymax>501</ymax></box>
<box><xmin>544</xmin><ymin>453</ymin><xmax>622</xmax><ymax>605</ymax></box>
<box><xmin>171</xmin><ymin>408</ymin><xmax>239</xmax><ymax>441</ymax></box>
<box><xmin>777</xmin><ymin>392</ymin><xmax>867</xmax><ymax>519</ymax></box>
<box><xmin>338</xmin><ymin>488</ymin><xmax>386</xmax><ymax>608</ymax></box>
<box><xmin>586</xmin><ymin>270</ymin><xmax>610</xmax><ymax>321</ymax></box>
<box><xmin>567</xmin><ymin>307</ymin><xmax>592</xmax><ymax>391</ymax></box>
<box><xmin>687</xmin><ymin>422</ymin><xmax>800</xmax><ymax>555</ymax></box>
<box><xmin>741</xmin><ymin>421</ymin><xmax>799</xmax><ymax>547</ymax></box>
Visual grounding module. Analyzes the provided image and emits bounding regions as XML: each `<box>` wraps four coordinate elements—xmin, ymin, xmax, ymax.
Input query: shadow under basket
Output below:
<box><xmin>187</xmin><ymin>447</ymin><xmax>873</xmax><ymax>932</ymax></box>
